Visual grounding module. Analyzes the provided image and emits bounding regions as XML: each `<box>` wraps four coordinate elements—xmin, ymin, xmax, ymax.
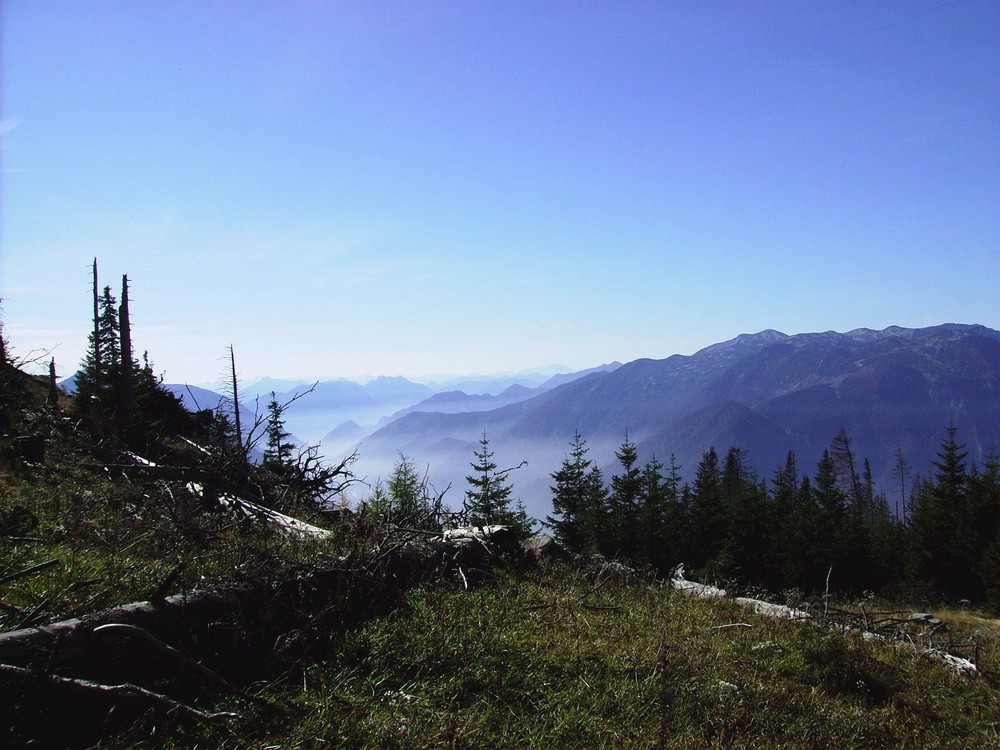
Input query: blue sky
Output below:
<box><xmin>2</xmin><ymin>1</ymin><xmax>997</xmax><ymax>385</ymax></box>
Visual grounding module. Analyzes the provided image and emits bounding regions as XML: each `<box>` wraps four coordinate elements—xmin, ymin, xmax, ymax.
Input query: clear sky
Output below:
<box><xmin>2</xmin><ymin>1</ymin><xmax>997</xmax><ymax>385</ymax></box>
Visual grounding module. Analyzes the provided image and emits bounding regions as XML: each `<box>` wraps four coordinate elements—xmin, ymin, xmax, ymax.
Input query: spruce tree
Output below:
<box><xmin>688</xmin><ymin>447</ymin><xmax>723</xmax><ymax>573</ymax></box>
<box><xmin>262</xmin><ymin>391</ymin><xmax>295</xmax><ymax>473</ymax></box>
<box><xmin>637</xmin><ymin>454</ymin><xmax>678</xmax><ymax>572</ymax></box>
<box><xmin>910</xmin><ymin>426</ymin><xmax>971</xmax><ymax>598</ymax></box>
<box><xmin>607</xmin><ymin>433</ymin><xmax>642</xmax><ymax>558</ymax></box>
<box><xmin>810</xmin><ymin>450</ymin><xmax>849</xmax><ymax>591</ymax></box>
<box><xmin>365</xmin><ymin>455</ymin><xmax>443</xmax><ymax>532</ymax></box>
<box><xmin>719</xmin><ymin>447</ymin><xmax>769</xmax><ymax>585</ymax></box>
<box><xmin>463</xmin><ymin>431</ymin><xmax>529</xmax><ymax>533</ymax></box>
<box><xmin>770</xmin><ymin>451</ymin><xmax>803</xmax><ymax>586</ymax></box>
<box><xmin>968</xmin><ymin>450</ymin><xmax>1000</xmax><ymax>601</ymax></box>
<box><xmin>548</xmin><ymin>430</ymin><xmax>604</xmax><ymax>553</ymax></box>
<box><xmin>76</xmin><ymin>285</ymin><xmax>121</xmax><ymax>415</ymax></box>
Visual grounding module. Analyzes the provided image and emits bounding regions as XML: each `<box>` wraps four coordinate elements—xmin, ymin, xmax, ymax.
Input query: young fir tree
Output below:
<box><xmin>362</xmin><ymin>455</ymin><xmax>442</xmax><ymax>532</ymax></box>
<box><xmin>262</xmin><ymin>391</ymin><xmax>296</xmax><ymax>473</ymax></box>
<box><xmin>463</xmin><ymin>431</ymin><xmax>530</xmax><ymax>534</ymax></box>
<box><xmin>547</xmin><ymin>430</ymin><xmax>605</xmax><ymax>553</ymax></box>
<box><xmin>607</xmin><ymin>433</ymin><xmax>643</xmax><ymax>559</ymax></box>
<box><xmin>76</xmin><ymin>285</ymin><xmax>122</xmax><ymax>414</ymax></box>
<box><xmin>387</xmin><ymin>455</ymin><xmax>423</xmax><ymax>521</ymax></box>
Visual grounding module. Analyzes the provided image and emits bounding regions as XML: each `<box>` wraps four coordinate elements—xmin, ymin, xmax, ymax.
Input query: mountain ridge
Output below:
<box><xmin>349</xmin><ymin>324</ymin><xmax>1000</xmax><ymax>516</ymax></box>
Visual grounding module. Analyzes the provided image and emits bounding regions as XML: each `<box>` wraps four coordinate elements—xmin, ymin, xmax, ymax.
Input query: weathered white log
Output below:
<box><xmin>668</xmin><ymin>564</ymin><xmax>978</xmax><ymax>677</ymax></box>
<box><xmin>669</xmin><ymin>565</ymin><xmax>727</xmax><ymax>598</ymax></box>
<box><xmin>732</xmin><ymin>597</ymin><xmax>812</xmax><ymax>621</ymax></box>
<box><xmin>442</xmin><ymin>525</ymin><xmax>509</xmax><ymax>543</ymax></box>
<box><xmin>188</xmin><ymin>482</ymin><xmax>332</xmax><ymax>540</ymax></box>
<box><xmin>0</xmin><ymin>586</ymin><xmax>243</xmax><ymax>668</ymax></box>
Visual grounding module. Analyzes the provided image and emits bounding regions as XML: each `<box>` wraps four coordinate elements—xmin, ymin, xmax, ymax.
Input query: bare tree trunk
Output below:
<box><xmin>0</xmin><ymin>302</ymin><xmax>7</xmax><ymax>366</ymax></box>
<box><xmin>229</xmin><ymin>345</ymin><xmax>242</xmax><ymax>455</ymax></box>
<box><xmin>895</xmin><ymin>447</ymin><xmax>909</xmax><ymax>523</ymax></box>
<box><xmin>117</xmin><ymin>275</ymin><xmax>134</xmax><ymax>430</ymax></box>
<box><xmin>48</xmin><ymin>358</ymin><xmax>59</xmax><ymax>406</ymax></box>
<box><xmin>92</xmin><ymin>258</ymin><xmax>101</xmax><ymax>393</ymax></box>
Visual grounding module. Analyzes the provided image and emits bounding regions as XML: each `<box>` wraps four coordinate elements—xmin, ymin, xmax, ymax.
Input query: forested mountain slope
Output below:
<box><xmin>353</xmin><ymin>324</ymin><xmax>1000</xmax><ymax>514</ymax></box>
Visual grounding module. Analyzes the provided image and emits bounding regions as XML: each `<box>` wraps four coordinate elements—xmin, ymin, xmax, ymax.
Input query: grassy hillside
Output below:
<box><xmin>151</xmin><ymin>568</ymin><xmax>1000</xmax><ymax>749</ymax></box>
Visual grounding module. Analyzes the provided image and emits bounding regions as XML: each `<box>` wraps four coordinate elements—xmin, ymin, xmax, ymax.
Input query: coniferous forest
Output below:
<box><xmin>544</xmin><ymin>427</ymin><xmax>1000</xmax><ymax>607</ymax></box>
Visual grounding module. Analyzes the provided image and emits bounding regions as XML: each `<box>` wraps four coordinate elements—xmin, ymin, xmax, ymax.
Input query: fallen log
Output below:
<box><xmin>669</xmin><ymin>565</ymin><xmax>978</xmax><ymax>677</ymax></box>
<box><xmin>0</xmin><ymin>558</ymin><xmax>60</xmax><ymax>586</ymax></box>
<box><xmin>0</xmin><ymin>525</ymin><xmax>528</xmax><ymax>747</ymax></box>
<box><xmin>0</xmin><ymin>663</ymin><xmax>239</xmax><ymax>723</ymax></box>
<box><xmin>0</xmin><ymin>529</ymin><xmax>509</xmax><ymax>676</ymax></box>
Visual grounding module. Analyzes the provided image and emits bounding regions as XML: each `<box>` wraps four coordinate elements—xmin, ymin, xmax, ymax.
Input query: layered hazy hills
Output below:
<box><xmin>148</xmin><ymin>364</ymin><xmax>622</xmax><ymax>450</ymax></box>
<box><xmin>350</xmin><ymin>324</ymin><xmax>1000</xmax><ymax>516</ymax></box>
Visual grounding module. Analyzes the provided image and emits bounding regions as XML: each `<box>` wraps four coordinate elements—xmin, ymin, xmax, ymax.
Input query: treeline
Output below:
<box><xmin>546</xmin><ymin>427</ymin><xmax>1000</xmax><ymax>608</ymax></box>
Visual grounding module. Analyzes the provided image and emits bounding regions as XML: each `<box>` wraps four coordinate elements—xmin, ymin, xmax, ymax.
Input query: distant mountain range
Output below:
<box><xmin>145</xmin><ymin>363</ymin><xmax>619</xmax><ymax>453</ymax></box>
<box><xmin>348</xmin><ymin>324</ymin><xmax>1000</xmax><ymax>518</ymax></box>
<box><xmin>60</xmin><ymin>324</ymin><xmax>1000</xmax><ymax>521</ymax></box>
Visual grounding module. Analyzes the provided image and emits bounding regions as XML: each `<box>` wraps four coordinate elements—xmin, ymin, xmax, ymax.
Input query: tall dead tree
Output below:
<box><xmin>48</xmin><ymin>358</ymin><xmax>59</xmax><ymax>406</ymax></box>
<box><xmin>91</xmin><ymin>259</ymin><xmax>102</xmax><ymax>395</ymax></box>
<box><xmin>228</xmin><ymin>345</ymin><xmax>243</xmax><ymax>455</ymax></box>
<box><xmin>0</xmin><ymin>301</ymin><xmax>7</xmax><ymax>367</ymax></box>
<box><xmin>117</xmin><ymin>275</ymin><xmax>135</xmax><ymax>430</ymax></box>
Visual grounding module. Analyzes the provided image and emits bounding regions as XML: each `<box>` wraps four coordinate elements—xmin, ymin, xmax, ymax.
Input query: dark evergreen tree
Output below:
<box><xmin>463</xmin><ymin>431</ymin><xmax>530</xmax><ymax>534</ymax></box>
<box><xmin>810</xmin><ymin>450</ymin><xmax>850</xmax><ymax>591</ymax></box>
<box><xmin>637</xmin><ymin>454</ymin><xmax>683</xmax><ymax>573</ymax></box>
<box><xmin>770</xmin><ymin>451</ymin><xmax>804</xmax><ymax>587</ymax></box>
<box><xmin>968</xmin><ymin>449</ymin><xmax>1000</xmax><ymax>601</ymax></box>
<box><xmin>909</xmin><ymin>426</ymin><xmax>972</xmax><ymax>598</ymax></box>
<box><xmin>607</xmin><ymin>433</ymin><xmax>643</xmax><ymax>559</ymax></box>
<box><xmin>715</xmin><ymin>447</ymin><xmax>769</xmax><ymax>585</ymax></box>
<box><xmin>831</xmin><ymin>427</ymin><xmax>866</xmax><ymax>518</ymax></box>
<box><xmin>262</xmin><ymin>391</ymin><xmax>295</xmax><ymax>473</ymax></box>
<box><xmin>547</xmin><ymin>430</ymin><xmax>605</xmax><ymax>553</ymax></box>
<box><xmin>76</xmin><ymin>285</ymin><xmax>121</xmax><ymax>414</ymax></box>
<box><xmin>981</xmin><ymin>532</ymin><xmax>1000</xmax><ymax>611</ymax></box>
<box><xmin>688</xmin><ymin>447</ymin><xmax>724</xmax><ymax>574</ymax></box>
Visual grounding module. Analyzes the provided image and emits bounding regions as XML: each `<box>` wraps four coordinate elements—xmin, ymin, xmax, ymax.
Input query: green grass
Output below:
<box><xmin>0</xmin><ymin>415</ymin><xmax>357</xmax><ymax>633</ymax></box>
<box><xmin>173</xmin><ymin>565</ymin><xmax>999</xmax><ymax>750</ymax></box>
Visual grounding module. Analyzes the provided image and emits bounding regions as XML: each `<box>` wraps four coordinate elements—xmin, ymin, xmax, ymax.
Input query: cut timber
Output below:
<box><xmin>0</xmin><ymin>530</ymin><xmax>519</xmax><ymax>676</ymax></box>
<box><xmin>0</xmin><ymin>586</ymin><xmax>244</xmax><ymax>672</ymax></box>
